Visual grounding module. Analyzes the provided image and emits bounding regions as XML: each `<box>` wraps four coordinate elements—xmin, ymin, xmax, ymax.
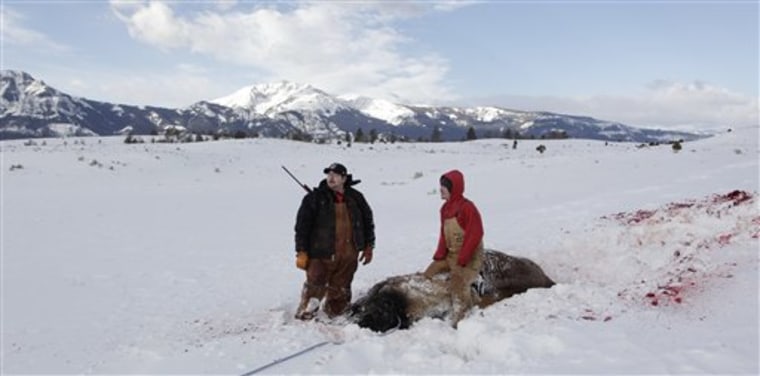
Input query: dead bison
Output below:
<box><xmin>350</xmin><ymin>249</ymin><xmax>555</xmax><ymax>332</ymax></box>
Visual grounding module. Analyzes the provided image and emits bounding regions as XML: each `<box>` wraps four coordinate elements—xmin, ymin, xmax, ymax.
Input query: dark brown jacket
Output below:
<box><xmin>295</xmin><ymin>179</ymin><xmax>375</xmax><ymax>259</ymax></box>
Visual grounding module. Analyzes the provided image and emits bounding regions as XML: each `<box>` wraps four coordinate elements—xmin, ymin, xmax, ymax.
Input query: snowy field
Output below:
<box><xmin>2</xmin><ymin>127</ymin><xmax>758</xmax><ymax>374</ymax></box>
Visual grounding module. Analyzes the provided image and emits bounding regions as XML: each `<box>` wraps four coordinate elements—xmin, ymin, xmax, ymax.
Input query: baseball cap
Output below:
<box><xmin>323</xmin><ymin>162</ymin><xmax>348</xmax><ymax>176</ymax></box>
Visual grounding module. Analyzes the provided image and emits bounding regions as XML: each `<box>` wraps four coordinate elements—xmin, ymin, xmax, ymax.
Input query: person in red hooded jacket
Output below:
<box><xmin>423</xmin><ymin>169</ymin><xmax>484</xmax><ymax>328</ymax></box>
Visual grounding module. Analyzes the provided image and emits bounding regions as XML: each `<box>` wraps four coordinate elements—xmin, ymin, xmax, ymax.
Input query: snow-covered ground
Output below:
<box><xmin>2</xmin><ymin>127</ymin><xmax>758</xmax><ymax>374</ymax></box>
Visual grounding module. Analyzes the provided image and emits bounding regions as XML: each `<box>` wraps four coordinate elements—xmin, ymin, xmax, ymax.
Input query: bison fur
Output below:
<box><xmin>350</xmin><ymin>249</ymin><xmax>555</xmax><ymax>332</ymax></box>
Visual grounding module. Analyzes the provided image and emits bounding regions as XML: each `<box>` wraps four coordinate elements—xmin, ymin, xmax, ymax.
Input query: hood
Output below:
<box><xmin>441</xmin><ymin>170</ymin><xmax>465</xmax><ymax>199</ymax></box>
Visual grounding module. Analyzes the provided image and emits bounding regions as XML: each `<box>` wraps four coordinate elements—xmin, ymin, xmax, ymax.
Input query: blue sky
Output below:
<box><xmin>2</xmin><ymin>0</ymin><xmax>758</xmax><ymax>131</ymax></box>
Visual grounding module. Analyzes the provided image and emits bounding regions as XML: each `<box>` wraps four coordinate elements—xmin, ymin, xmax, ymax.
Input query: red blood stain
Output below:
<box><xmin>717</xmin><ymin>233</ymin><xmax>733</xmax><ymax>246</ymax></box>
<box><xmin>612</xmin><ymin>191</ymin><xmax>755</xmax><ymax>309</ymax></box>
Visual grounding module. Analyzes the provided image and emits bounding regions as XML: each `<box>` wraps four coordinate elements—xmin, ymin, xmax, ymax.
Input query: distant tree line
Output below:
<box><xmin>345</xmin><ymin>126</ymin><xmax>572</xmax><ymax>144</ymax></box>
<box><xmin>124</xmin><ymin>124</ymin><xmax>574</xmax><ymax>145</ymax></box>
<box><xmin>423</xmin><ymin>126</ymin><xmax>569</xmax><ymax>143</ymax></box>
<box><xmin>125</xmin><ymin>127</ymin><xmax>263</xmax><ymax>144</ymax></box>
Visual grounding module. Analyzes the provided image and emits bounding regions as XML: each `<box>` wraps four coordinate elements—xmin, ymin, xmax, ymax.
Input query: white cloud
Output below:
<box><xmin>111</xmin><ymin>1</ymin><xmax>190</xmax><ymax>50</ymax></box>
<box><xmin>0</xmin><ymin>7</ymin><xmax>70</xmax><ymax>52</ymax></box>
<box><xmin>109</xmin><ymin>1</ymin><xmax>454</xmax><ymax>104</ymax></box>
<box><xmin>213</xmin><ymin>0</ymin><xmax>238</xmax><ymax>12</ymax></box>
<box><xmin>59</xmin><ymin>64</ymin><xmax>226</xmax><ymax>107</ymax></box>
<box><xmin>474</xmin><ymin>81</ymin><xmax>759</xmax><ymax>132</ymax></box>
<box><xmin>432</xmin><ymin>0</ymin><xmax>484</xmax><ymax>12</ymax></box>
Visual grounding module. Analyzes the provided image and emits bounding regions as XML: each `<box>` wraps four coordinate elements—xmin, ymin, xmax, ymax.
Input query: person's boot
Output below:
<box><xmin>450</xmin><ymin>301</ymin><xmax>463</xmax><ymax>329</ymax></box>
<box><xmin>323</xmin><ymin>286</ymin><xmax>351</xmax><ymax>319</ymax></box>
<box><xmin>295</xmin><ymin>284</ymin><xmax>324</xmax><ymax>320</ymax></box>
<box><xmin>450</xmin><ymin>294</ymin><xmax>472</xmax><ymax>329</ymax></box>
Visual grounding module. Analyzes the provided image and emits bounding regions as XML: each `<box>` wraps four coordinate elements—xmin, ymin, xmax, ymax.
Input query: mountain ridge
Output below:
<box><xmin>0</xmin><ymin>70</ymin><xmax>707</xmax><ymax>142</ymax></box>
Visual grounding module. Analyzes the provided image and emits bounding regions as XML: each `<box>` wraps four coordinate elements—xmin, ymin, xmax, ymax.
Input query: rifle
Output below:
<box><xmin>281</xmin><ymin>165</ymin><xmax>312</xmax><ymax>193</ymax></box>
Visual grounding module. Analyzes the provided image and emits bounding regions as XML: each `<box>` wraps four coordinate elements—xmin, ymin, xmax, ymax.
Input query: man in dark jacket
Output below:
<box><xmin>294</xmin><ymin>162</ymin><xmax>375</xmax><ymax>320</ymax></box>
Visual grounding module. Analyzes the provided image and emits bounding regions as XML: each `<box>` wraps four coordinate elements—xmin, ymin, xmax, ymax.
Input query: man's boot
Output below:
<box><xmin>295</xmin><ymin>283</ymin><xmax>324</xmax><ymax>320</ymax></box>
<box><xmin>323</xmin><ymin>286</ymin><xmax>351</xmax><ymax>319</ymax></box>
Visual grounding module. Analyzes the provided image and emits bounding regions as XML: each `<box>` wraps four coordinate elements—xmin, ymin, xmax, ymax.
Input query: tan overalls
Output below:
<box><xmin>423</xmin><ymin>217</ymin><xmax>483</xmax><ymax>326</ymax></box>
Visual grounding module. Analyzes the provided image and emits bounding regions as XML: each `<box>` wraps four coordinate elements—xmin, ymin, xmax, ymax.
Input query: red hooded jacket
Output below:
<box><xmin>433</xmin><ymin>170</ymin><xmax>484</xmax><ymax>266</ymax></box>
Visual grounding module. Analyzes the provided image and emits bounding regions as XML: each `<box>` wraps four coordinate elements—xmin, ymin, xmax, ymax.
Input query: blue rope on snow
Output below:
<box><xmin>240</xmin><ymin>340</ymin><xmax>331</xmax><ymax>375</ymax></box>
<box><xmin>240</xmin><ymin>313</ymin><xmax>400</xmax><ymax>375</ymax></box>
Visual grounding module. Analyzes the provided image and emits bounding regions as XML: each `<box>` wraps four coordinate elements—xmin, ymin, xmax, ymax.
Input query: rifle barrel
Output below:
<box><xmin>281</xmin><ymin>165</ymin><xmax>311</xmax><ymax>193</ymax></box>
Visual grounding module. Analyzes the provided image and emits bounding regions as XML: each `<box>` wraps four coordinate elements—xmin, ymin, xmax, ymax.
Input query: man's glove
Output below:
<box><xmin>359</xmin><ymin>247</ymin><xmax>373</xmax><ymax>265</ymax></box>
<box><xmin>296</xmin><ymin>251</ymin><xmax>309</xmax><ymax>270</ymax></box>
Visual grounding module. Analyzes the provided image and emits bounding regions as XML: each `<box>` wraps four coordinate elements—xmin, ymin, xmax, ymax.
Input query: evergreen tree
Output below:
<box><xmin>466</xmin><ymin>126</ymin><xmax>477</xmax><ymax>140</ymax></box>
<box><xmin>355</xmin><ymin>128</ymin><xmax>365</xmax><ymax>143</ymax></box>
<box><xmin>369</xmin><ymin>129</ymin><xmax>378</xmax><ymax>144</ymax></box>
<box><xmin>431</xmin><ymin>127</ymin><xmax>442</xmax><ymax>142</ymax></box>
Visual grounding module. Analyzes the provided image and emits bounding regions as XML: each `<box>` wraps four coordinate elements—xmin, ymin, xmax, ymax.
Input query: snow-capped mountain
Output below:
<box><xmin>1</xmin><ymin>70</ymin><xmax>190</xmax><ymax>138</ymax></box>
<box><xmin>1</xmin><ymin>70</ymin><xmax>97</xmax><ymax>137</ymax></box>
<box><xmin>0</xmin><ymin>70</ymin><xmax>706</xmax><ymax>142</ymax></box>
<box><xmin>339</xmin><ymin>95</ymin><xmax>416</xmax><ymax>126</ymax></box>
<box><xmin>209</xmin><ymin>81</ymin><xmax>387</xmax><ymax>139</ymax></box>
<box><xmin>212</xmin><ymin>81</ymin><xmax>350</xmax><ymax>117</ymax></box>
